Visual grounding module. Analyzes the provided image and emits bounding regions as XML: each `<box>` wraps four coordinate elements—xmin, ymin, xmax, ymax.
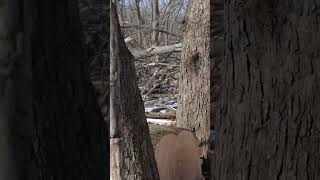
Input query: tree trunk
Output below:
<box><xmin>79</xmin><ymin>0</ymin><xmax>109</xmax><ymax>126</ymax></box>
<box><xmin>177</xmin><ymin>0</ymin><xmax>210</xmax><ymax>159</ymax></box>
<box><xmin>110</xmin><ymin>1</ymin><xmax>124</xmax><ymax>179</ymax></box>
<box><xmin>210</xmin><ymin>0</ymin><xmax>224</xmax><ymax>140</ymax></box>
<box><xmin>151</xmin><ymin>0</ymin><xmax>160</xmax><ymax>45</ymax></box>
<box><xmin>212</xmin><ymin>1</ymin><xmax>320</xmax><ymax>179</ymax></box>
<box><xmin>0</xmin><ymin>1</ymin><xmax>36</xmax><ymax>179</ymax></box>
<box><xmin>134</xmin><ymin>0</ymin><xmax>143</xmax><ymax>45</ymax></box>
<box><xmin>0</xmin><ymin>1</ymin><xmax>17</xmax><ymax>179</ymax></box>
<box><xmin>31</xmin><ymin>0</ymin><xmax>108</xmax><ymax>179</ymax></box>
<box><xmin>110</xmin><ymin>1</ymin><xmax>160</xmax><ymax>179</ymax></box>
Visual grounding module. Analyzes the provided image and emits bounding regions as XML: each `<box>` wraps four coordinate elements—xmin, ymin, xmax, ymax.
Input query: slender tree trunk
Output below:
<box><xmin>177</xmin><ymin>0</ymin><xmax>210</xmax><ymax>159</ymax></box>
<box><xmin>110</xmin><ymin>1</ymin><xmax>160</xmax><ymax>179</ymax></box>
<box><xmin>114</xmin><ymin>0</ymin><xmax>124</xmax><ymax>25</ymax></box>
<box><xmin>31</xmin><ymin>0</ymin><xmax>108</xmax><ymax>179</ymax></box>
<box><xmin>151</xmin><ymin>0</ymin><xmax>160</xmax><ymax>45</ymax></box>
<box><xmin>212</xmin><ymin>1</ymin><xmax>320</xmax><ymax>179</ymax></box>
<box><xmin>135</xmin><ymin>0</ymin><xmax>143</xmax><ymax>45</ymax></box>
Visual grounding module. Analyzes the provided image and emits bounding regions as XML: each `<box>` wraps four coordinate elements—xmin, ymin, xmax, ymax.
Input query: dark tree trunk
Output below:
<box><xmin>31</xmin><ymin>0</ymin><xmax>108</xmax><ymax>179</ymax></box>
<box><xmin>110</xmin><ymin>1</ymin><xmax>159</xmax><ymax>179</ymax></box>
<box><xmin>0</xmin><ymin>1</ymin><xmax>35</xmax><ymax>179</ymax></box>
<box><xmin>0</xmin><ymin>1</ymin><xmax>18</xmax><ymax>179</ymax></box>
<box><xmin>79</xmin><ymin>0</ymin><xmax>110</xmax><ymax>128</ymax></box>
<box><xmin>177</xmin><ymin>0</ymin><xmax>210</xmax><ymax>159</ymax></box>
<box><xmin>212</xmin><ymin>1</ymin><xmax>320</xmax><ymax>179</ymax></box>
<box><xmin>1</xmin><ymin>1</ymin><xmax>108</xmax><ymax>179</ymax></box>
<box><xmin>210</xmin><ymin>0</ymin><xmax>224</xmax><ymax>146</ymax></box>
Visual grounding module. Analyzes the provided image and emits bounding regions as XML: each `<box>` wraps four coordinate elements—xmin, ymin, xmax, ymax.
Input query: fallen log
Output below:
<box><xmin>145</xmin><ymin>111</ymin><xmax>176</xmax><ymax>120</ymax></box>
<box><xmin>148</xmin><ymin>124</ymin><xmax>204</xmax><ymax>180</ymax></box>
<box><xmin>125</xmin><ymin>37</ymin><xmax>182</xmax><ymax>59</ymax></box>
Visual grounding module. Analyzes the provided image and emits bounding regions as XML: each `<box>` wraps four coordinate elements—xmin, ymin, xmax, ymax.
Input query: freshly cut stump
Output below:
<box><xmin>149</xmin><ymin>124</ymin><xmax>204</xmax><ymax>180</ymax></box>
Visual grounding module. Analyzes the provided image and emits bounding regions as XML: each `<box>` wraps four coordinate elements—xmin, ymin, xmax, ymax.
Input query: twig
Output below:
<box><xmin>143</xmin><ymin>84</ymin><xmax>158</xmax><ymax>101</ymax></box>
<box><xmin>141</xmin><ymin>69</ymin><xmax>160</xmax><ymax>95</ymax></box>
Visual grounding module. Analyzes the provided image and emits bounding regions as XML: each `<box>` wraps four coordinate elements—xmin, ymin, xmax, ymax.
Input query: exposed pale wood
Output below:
<box><xmin>110</xmin><ymin>1</ymin><xmax>124</xmax><ymax>179</ymax></box>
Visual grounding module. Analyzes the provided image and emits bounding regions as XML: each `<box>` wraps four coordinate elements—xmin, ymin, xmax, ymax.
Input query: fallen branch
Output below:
<box><xmin>121</xmin><ymin>24</ymin><xmax>182</xmax><ymax>38</ymax></box>
<box><xmin>145</xmin><ymin>111</ymin><xmax>176</xmax><ymax>120</ymax></box>
<box><xmin>134</xmin><ymin>43</ymin><xmax>182</xmax><ymax>59</ymax></box>
<box><xmin>125</xmin><ymin>37</ymin><xmax>182</xmax><ymax>59</ymax></box>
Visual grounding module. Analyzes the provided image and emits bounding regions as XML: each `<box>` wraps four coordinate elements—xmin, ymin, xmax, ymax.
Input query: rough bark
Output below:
<box><xmin>212</xmin><ymin>1</ymin><xmax>320</xmax><ymax>179</ymax></box>
<box><xmin>177</xmin><ymin>0</ymin><xmax>210</xmax><ymax>159</ymax></box>
<box><xmin>210</xmin><ymin>0</ymin><xmax>224</xmax><ymax>141</ymax></box>
<box><xmin>110</xmin><ymin>1</ymin><xmax>160</xmax><ymax>179</ymax></box>
<box><xmin>32</xmin><ymin>0</ymin><xmax>108</xmax><ymax>179</ymax></box>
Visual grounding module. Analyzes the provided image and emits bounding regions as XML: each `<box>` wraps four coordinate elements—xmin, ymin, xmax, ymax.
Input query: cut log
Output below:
<box><xmin>148</xmin><ymin>124</ymin><xmax>204</xmax><ymax>180</ymax></box>
<box><xmin>145</xmin><ymin>111</ymin><xmax>176</xmax><ymax>120</ymax></box>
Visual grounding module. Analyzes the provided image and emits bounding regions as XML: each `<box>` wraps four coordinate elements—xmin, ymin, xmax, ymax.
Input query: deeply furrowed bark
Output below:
<box><xmin>212</xmin><ymin>1</ymin><xmax>320</xmax><ymax>179</ymax></box>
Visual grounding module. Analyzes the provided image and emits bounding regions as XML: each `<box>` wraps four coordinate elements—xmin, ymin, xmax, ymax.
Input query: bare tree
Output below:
<box><xmin>151</xmin><ymin>0</ymin><xmax>160</xmax><ymax>45</ymax></box>
<box><xmin>134</xmin><ymin>0</ymin><xmax>144</xmax><ymax>44</ymax></box>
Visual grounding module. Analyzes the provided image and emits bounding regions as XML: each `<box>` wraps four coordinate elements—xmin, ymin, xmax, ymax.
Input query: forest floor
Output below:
<box><xmin>135</xmin><ymin>53</ymin><xmax>180</xmax><ymax>125</ymax></box>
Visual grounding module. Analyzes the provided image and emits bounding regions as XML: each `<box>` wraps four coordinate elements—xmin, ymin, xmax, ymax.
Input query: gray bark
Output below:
<box><xmin>212</xmin><ymin>1</ymin><xmax>320</xmax><ymax>179</ymax></box>
<box><xmin>134</xmin><ymin>0</ymin><xmax>143</xmax><ymax>44</ymax></box>
<box><xmin>110</xmin><ymin>1</ymin><xmax>160</xmax><ymax>179</ymax></box>
<box><xmin>151</xmin><ymin>0</ymin><xmax>160</xmax><ymax>45</ymax></box>
<box><xmin>177</xmin><ymin>0</ymin><xmax>210</xmax><ymax>159</ymax></box>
